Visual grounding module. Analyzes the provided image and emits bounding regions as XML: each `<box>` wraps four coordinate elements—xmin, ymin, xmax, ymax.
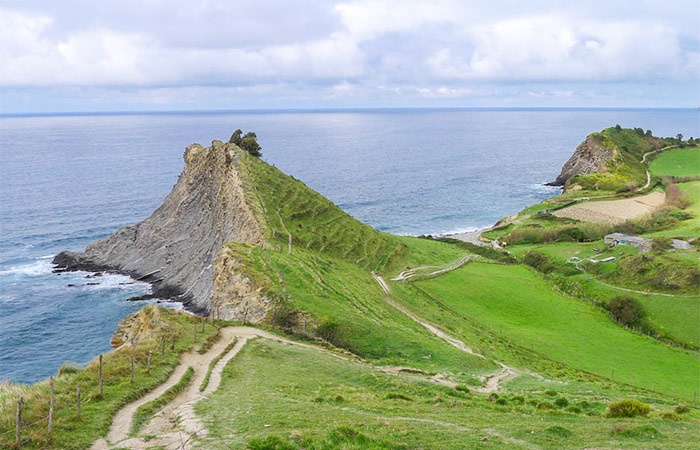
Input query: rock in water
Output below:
<box><xmin>547</xmin><ymin>134</ymin><xmax>613</xmax><ymax>186</ymax></box>
<box><xmin>53</xmin><ymin>141</ymin><xmax>264</xmax><ymax>314</ymax></box>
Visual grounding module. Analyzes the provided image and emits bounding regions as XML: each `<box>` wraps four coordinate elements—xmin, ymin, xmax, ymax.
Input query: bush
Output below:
<box><xmin>57</xmin><ymin>363</ymin><xmax>80</xmax><ymax>377</ymax></box>
<box><xmin>545</xmin><ymin>390</ymin><xmax>557</xmax><ymax>397</ymax></box>
<box><xmin>522</xmin><ymin>251</ymin><xmax>556</xmax><ymax>274</ymax></box>
<box><xmin>537</xmin><ymin>401</ymin><xmax>556</xmax><ymax>410</ymax></box>
<box><xmin>607</xmin><ymin>399</ymin><xmax>651</xmax><ymax>418</ymax></box>
<box><xmin>662</xmin><ymin>412</ymin><xmax>681</xmax><ymax>422</ymax></box>
<box><xmin>554</xmin><ymin>397</ymin><xmax>569</xmax><ymax>408</ymax></box>
<box><xmin>565</xmin><ymin>406</ymin><xmax>582</xmax><ymax>414</ymax></box>
<box><xmin>495</xmin><ymin>398</ymin><xmax>509</xmax><ymax>405</ymax></box>
<box><xmin>488</xmin><ymin>393</ymin><xmax>499</xmax><ymax>402</ymax></box>
<box><xmin>315</xmin><ymin>320</ymin><xmax>340</xmax><ymax>343</ymax></box>
<box><xmin>606</xmin><ymin>296</ymin><xmax>644</xmax><ymax>327</ymax></box>
<box><xmin>384</xmin><ymin>392</ymin><xmax>412</xmax><ymax>401</ymax></box>
<box><xmin>455</xmin><ymin>385</ymin><xmax>470</xmax><ymax>394</ymax></box>
<box><xmin>510</xmin><ymin>395</ymin><xmax>525</xmax><ymax>404</ymax></box>
<box><xmin>674</xmin><ymin>405</ymin><xmax>690</xmax><ymax>414</ymax></box>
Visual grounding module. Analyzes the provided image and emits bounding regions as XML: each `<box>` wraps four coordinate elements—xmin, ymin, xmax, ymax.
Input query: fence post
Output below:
<box><xmin>194</xmin><ymin>321</ymin><xmax>197</xmax><ymax>343</ymax></box>
<box><xmin>161</xmin><ymin>337</ymin><xmax>165</xmax><ymax>361</ymax></box>
<box><xmin>16</xmin><ymin>396</ymin><xmax>22</xmax><ymax>448</ymax></box>
<box><xmin>48</xmin><ymin>376</ymin><xmax>54</xmax><ymax>439</ymax></box>
<box><xmin>77</xmin><ymin>387</ymin><xmax>81</xmax><ymax>419</ymax></box>
<box><xmin>147</xmin><ymin>351</ymin><xmax>152</xmax><ymax>375</ymax></box>
<box><xmin>171</xmin><ymin>335</ymin><xmax>175</xmax><ymax>350</ymax></box>
<box><xmin>611</xmin><ymin>368</ymin><xmax>614</xmax><ymax>382</ymax></box>
<box><xmin>130</xmin><ymin>356</ymin><xmax>135</xmax><ymax>383</ymax></box>
<box><xmin>99</xmin><ymin>354</ymin><xmax>103</xmax><ymax>398</ymax></box>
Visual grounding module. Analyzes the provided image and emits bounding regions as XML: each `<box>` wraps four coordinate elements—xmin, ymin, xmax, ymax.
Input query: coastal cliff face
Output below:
<box><xmin>53</xmin><ymin>141</ymin><xmax>264</xmax><ymax>314</ymax></box>
<box><xmin>548</xmin><ymin>135</ymin><xmax>614</xmax><ymax>186</ymax></box>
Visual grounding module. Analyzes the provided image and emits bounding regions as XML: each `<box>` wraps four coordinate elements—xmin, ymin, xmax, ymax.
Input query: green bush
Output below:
<box><xmin>606</xmin><ymin>295</ymin><xmax>644</xmax><ymax>327</ymax></box>
<box><xmin>522</xmin><ymin>251</ymin><xmax>556</xmax><ymax>274</ymax></box>
<box><xmin>545</xmin><ymin>390</ymin><xmax>557</xmax><ymax>397</ymax></box>
<box><xmin>488</xmin><ymin>393</ymin><xmax>499</xmax><ymax>402</ymax></box>
<box><xmin>495</xmin><ymin>398</ymin><xmax>509</xmax><ymax>406</ymax></box>
<box><xmin>607</xmin><ymin>399</ymin><xmax>651</xmax><ymax>418</ymax></box>
<box><xmin>57</xmin><ymin>363</ymin><xmax>80</xmax><ymax>377</ymax></box>
<box><xmin>537</xmin><ymin>401</ymin><xmax>556</xmax><ymax>410</ymax></box>
<box><xmin>554</xmin><ymin>397</ymin><xmax>569</xmax><ymax>408</ymax></box>
<box><xmin>674</xmin><ymin>405</ymin><xmax>690</xmax><ymax>414</ymax></box>
<box><xmin>662</xmin><ymin>412</ymin><xmax>681</xmax><ymax>422</ymax></box>
<box><xmin>384</xmin><ymin>393</ymin><xmax>412</xmax><ymax>401</ymax></box>
<box><xmin>315</xmin><ymin>320</ymin><xmax>340</xmax><ymax>343</ymax></box>
<box><xmin>609</xmin><ymin>424</ymin><xmax>662</xmax><ymax>441</ymax></box>
<box><xmin>454</xmin><ymin>385</ymin><xmax>470</xmax><ymax>394</ymax></box>
<box><xmin>565</xmin><ymin>406</ymin><xmax>582</xmax><ymax>414</ymax></box>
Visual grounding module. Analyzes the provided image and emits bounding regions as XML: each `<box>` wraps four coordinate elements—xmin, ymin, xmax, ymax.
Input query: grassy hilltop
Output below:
<box><xmin>1</xmin><ymin>130</ymin><xmax>699</xmax><ymax>449</ymax></box>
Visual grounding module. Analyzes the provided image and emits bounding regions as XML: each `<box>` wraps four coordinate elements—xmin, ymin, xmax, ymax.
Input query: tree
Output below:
<box><xmin>240</xmin><ymin>132</ymin><xmax>262</xmax><ymax>157</ymax></box>
<box><xmin>645</xmin><ymin>129</ymin><xmax>652</xmax><ymax>137</ymax></box>
<box><xmin>615</xmin><ymin>124</ymin><xmax>622</xmax><ymax>130</ymax></box>
<box><xmin>229</xmin><ymin>129</ymin><xmax>243</xmax><ymax>145</ymax></box>
<box><xmin>676</xmin><ymin>133</ymin><xmax>683</xmax><ymax>141</ymax></box>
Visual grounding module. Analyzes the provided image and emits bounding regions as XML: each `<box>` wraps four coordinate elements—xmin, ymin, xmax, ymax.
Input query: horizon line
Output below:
<box><xmin>1</xmin><ymin>106</ymin><xmax>698</xmax><ymax>118</ymax></box>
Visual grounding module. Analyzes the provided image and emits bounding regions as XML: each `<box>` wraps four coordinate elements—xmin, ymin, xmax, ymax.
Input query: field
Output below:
<box><xmin>196</xmin><ymin>338</ymin><xmax>699</xmax><ymax>450</ymax></box>
<box><xmin>552</xmin><ymin>191</ymin><xmax>665</xmax><ymax>223</ymax></box>
<box><xmin>410</xmin><ymin>263</ymin><xmax>699</xmax><ymax>401</ymax></box>
<box><xmin>650</xmin><ymin>147</ymin><xmax>700</xmax><ymax>177</ymax></box>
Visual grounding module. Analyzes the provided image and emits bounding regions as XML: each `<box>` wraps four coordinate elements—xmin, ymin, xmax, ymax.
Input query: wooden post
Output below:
<box><xmin>201</xmin><ymin>318</ymin><xmax>205</xmax><ymax>333</ymax></box>
<box><xmin>171</xmin><ymin>335</ymin><xmax>175</xmax><ymax>350</ymax></box>
<box><xmin>99</xmin><ymin>354</ymin><xmax>103</xmax><ymax>398</ymax></box>
<box><xmin>77</xmin><ymin>387</ymin><xmax>81</xmax><ymax>419</ymax></box>
<box><xmin>194</xmin><ymin>321</ymin><xmax>197</xmax><ymax>343</ymax></box>
<box><xmin>147</xmin><ymin>351</ymin><xmax>152</xmax><ymax>375</ymax></box>
<box><xmin>16</xmin><ymin>396</ymin><xmax>22</xmax><ymax>448</ymax></box>
<box><xmin>48</xmin><ymin>376</ymin><xmax>54</xmax><ymax>439</ymax></box>
<box><xmin>161</xmin><ymin>337</ymin><xmax>165</xmax><ymax>360</ymax></box>
<box><xmin>130</xmin><ymin>355</ymin><xmax>135</xmax><ymax>383</ymax></box>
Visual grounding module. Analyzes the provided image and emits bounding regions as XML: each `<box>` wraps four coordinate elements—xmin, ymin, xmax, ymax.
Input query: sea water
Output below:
<box><xmin>1</xmin><ymin>108</ymin><xmax>698</xmax><ymax>383</ymax></box>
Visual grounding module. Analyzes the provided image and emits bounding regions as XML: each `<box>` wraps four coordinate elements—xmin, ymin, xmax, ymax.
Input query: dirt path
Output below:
<box><xmin>391</xmin><ymin>255</ymin><xmax>473</xmax><ymax>281</ymax></box>
<box><xmin>372</xmin><ymin>272</ymin><xmax>518</xmax><ymax>393</ymax></box>
<box><xmin>92</xmin><ymin>327</ymin><xmax>329</xmax><ymax>450</ymax></box>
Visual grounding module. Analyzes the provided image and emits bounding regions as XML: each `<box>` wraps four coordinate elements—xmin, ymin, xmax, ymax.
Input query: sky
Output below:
<box><xmin>0</xmin><ymin>0</ymin><xmax>699</xmax><ymax>113</ymax></box>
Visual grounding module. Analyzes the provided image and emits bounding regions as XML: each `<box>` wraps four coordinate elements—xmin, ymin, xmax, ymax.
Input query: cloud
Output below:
<box><xmin>0</xmin><ymin>0</ymin><xmax>698</xmax><ymax>110</ymax></box>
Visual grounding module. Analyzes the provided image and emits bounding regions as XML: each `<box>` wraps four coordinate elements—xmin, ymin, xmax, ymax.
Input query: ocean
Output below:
<box><xmin>1</xmin><ymin>108</ymin><xmax>698</xmax><ymax>384</ymax></box>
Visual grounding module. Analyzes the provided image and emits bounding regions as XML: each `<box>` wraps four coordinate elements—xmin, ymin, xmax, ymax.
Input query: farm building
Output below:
<box><xmin>604</xmin><ymin>233</ymin><xmax>652</xmax><ymax>253</ymax></box>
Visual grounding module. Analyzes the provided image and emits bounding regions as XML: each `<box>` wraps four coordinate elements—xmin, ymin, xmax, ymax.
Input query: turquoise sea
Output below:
<box><xmin>1</xmin><ymin>108</ymin><xmax>698</xmax><ymax>383</ymax></box>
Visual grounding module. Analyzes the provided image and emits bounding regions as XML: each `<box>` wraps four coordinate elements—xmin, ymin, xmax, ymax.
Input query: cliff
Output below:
<box><xmin>53</xmin><ymin>141</ymin><xmax>264</xmax><ymax>314</ymax></box>
<box><xmin>547</xmin><ymin>134</ymin><xmax>614</xmax><ymax>186</ymax></box>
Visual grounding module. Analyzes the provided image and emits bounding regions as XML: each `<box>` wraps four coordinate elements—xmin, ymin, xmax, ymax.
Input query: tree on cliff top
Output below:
<box><xmin>229</xmin><ymin>129</ymin><xmax>262</xmax><ymax>157</ymax></box>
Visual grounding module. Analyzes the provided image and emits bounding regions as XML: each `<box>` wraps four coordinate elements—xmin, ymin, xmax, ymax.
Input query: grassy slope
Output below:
<box><xmin>649</xmin><ymin>147</ymin><xmax>700</xmax><ymax>177</ymax></box>
<box><xmin>412</xmin><ymin>263</ymin><xmax>699</xmax><ymax>401</ymax></box>
<box><xmin>0</xmin><ymin>306</ymin><xmax>219</xmax><ymax>450</ymax></box>
<box><xmin>648</xmin><ymin>181</ymin><xmax>700</xmax><ymax>238</ymax></box>
<box><xmin>196</xmin><ymin>338</ymin><xmax>700</xmax><ymax>450</ymax></box>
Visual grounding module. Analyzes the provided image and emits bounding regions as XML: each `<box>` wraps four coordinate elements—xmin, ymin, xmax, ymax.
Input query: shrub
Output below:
<box><xmin>455</xmin><ymin>385</ymin><xmax>470</xmax><ymax>394</ymax></box>
<box><xmin>510</xmin><ymin>395</ymin><xmax>525</xmax><ymax>404</ymax></box>
<box><xmin>554</xmin><ymin>397</ymin><xmax>569</xmax><ymax>408</ymax></box>
<box><xmin>609</xmin><ymin>424</ymin><xmax>662</xmax><ymax>440</ymax></box>
<box><xmin>662</xmin><ymin>412</ymin><xmax>681</xmax><ymax>422</ymax></box>
<box><xmin>522</xmin><ymin>251</ymin><xmax>556</xmax><ymax>274</ymax></box>
<box><xmin>495</xmin><ymin>398</ymin><xmax>509</xmax><ymax>406</ymax></box>
<box><xmin>537</xmin><ymin>401</ymin><xmax>555</xmax><ymax>410</ymax></box>
<box><xmin>607</xmin><ymin>399</ymin><xmax>651</xmax><ymax>418</ymax></box>
<box><xmin>327</xmin><ymin>426</ymin><xmax>369</xmax><ymax>445</ymax></box>
<box><xmin>315</xmin><ymin>320</ymin><xmax>340</xmax><ymax>343</ymax></box>
<box><xmin>384</xmin><ymin>393</ymin><xmax>412</xmax><ymax>401</ymax></box>
<box><xmin>674</xmin><ymin>405</ymin><xmax>690</xmax><ymax>414</ymax></box>
<box><xmin>488</xmin><ymin>393</ymin><xmax>499</xmax><ymax>402</ymax></box>
<box><xmin>606</xmin><ymin>296</ymin><xmax>644</xmax><ymax>327</ymax></box>
<box><xmin>545</xmin><ymin>390</ymin><xmax>557</xmax><ymax>397</ymax></box>
<box><xmin>565</xmin><ymin>406</ymin><xmax>582</xmax><ymax>414</ymax></box>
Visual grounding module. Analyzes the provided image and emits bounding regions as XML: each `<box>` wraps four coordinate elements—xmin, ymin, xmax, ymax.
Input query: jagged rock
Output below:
<box><xmin>548</xmin><ymin>135</ymin><xmax>614</xmax><ymax>186</ymax></box>
<box><xmin>53</xmin><ymin>141</ymin><xmax>264</xmax><ymax>314</ymax></box>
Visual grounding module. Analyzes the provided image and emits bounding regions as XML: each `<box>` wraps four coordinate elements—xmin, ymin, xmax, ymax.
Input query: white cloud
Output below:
<box><xmin>0</xmin><ymin>1</ymin><xmax>698</xmax><ymax>109</ymax></box>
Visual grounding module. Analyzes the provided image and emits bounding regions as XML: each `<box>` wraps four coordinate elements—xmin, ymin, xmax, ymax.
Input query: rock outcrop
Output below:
<box><xmin>547</xmin><ymin>135</ymin><xmax>614</xmax><ymax>186</ymax></box>
<box><xmin>53</xmin><ymin>141</ymin><xmax>264</xmax><ymax>314</ymax></box>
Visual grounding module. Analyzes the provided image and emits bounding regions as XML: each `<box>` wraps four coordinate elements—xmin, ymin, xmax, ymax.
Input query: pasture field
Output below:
<box><xmin>649</xmin><ymin>147</ymin><xmax>700</xmax><ymax>177</ymax></box>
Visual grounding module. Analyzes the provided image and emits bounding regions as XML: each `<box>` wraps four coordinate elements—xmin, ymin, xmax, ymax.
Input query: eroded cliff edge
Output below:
<box><xmin>53</xmin><ymin>141</ymin><xmax>264</xmax><ymax>314</ymax></box>
<box><xmin>547</xmin><ymin>134</ymin><xmax>614</xmax><ymax>186</ymax></box>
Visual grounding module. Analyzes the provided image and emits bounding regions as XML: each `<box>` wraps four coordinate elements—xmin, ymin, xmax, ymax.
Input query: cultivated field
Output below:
<box><xmin>552</xmin><ymin>191</ymin><xmax>666</xmax><ymax>223</ymax></box>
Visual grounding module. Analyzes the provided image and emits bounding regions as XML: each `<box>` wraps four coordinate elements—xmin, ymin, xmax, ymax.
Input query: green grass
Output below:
<box><xmin>649</xmin><ymin>147</ymin><xmax>700</xmax><ymax>177</ymax></box>
<box><xmin>0</xmin><ymin>306</ymin><xmax>219</xmax><ymax>450</ymax></box>
<box><xmin>195</xmin><ymin>338</ymin><xmax>700</xmax><ymax>450</ymax></box>
<box><xmin>131</xmin><ymin>366</ymin><xmax>194</xmax><ymax>434</ymax></box>
<box><xmin>647</xmin><ymin>181</ymin><xmax>700</xmax><ymax>238</ymax></box>
<box><xmin>200</xmin><ymin>339</ymin><xmax>237</xmax><ymax>392</ymax></box>
<box><xmin>411</xmin><ymin>263</ymin><xmax>699</xmax><ymax>401</ymax></box>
